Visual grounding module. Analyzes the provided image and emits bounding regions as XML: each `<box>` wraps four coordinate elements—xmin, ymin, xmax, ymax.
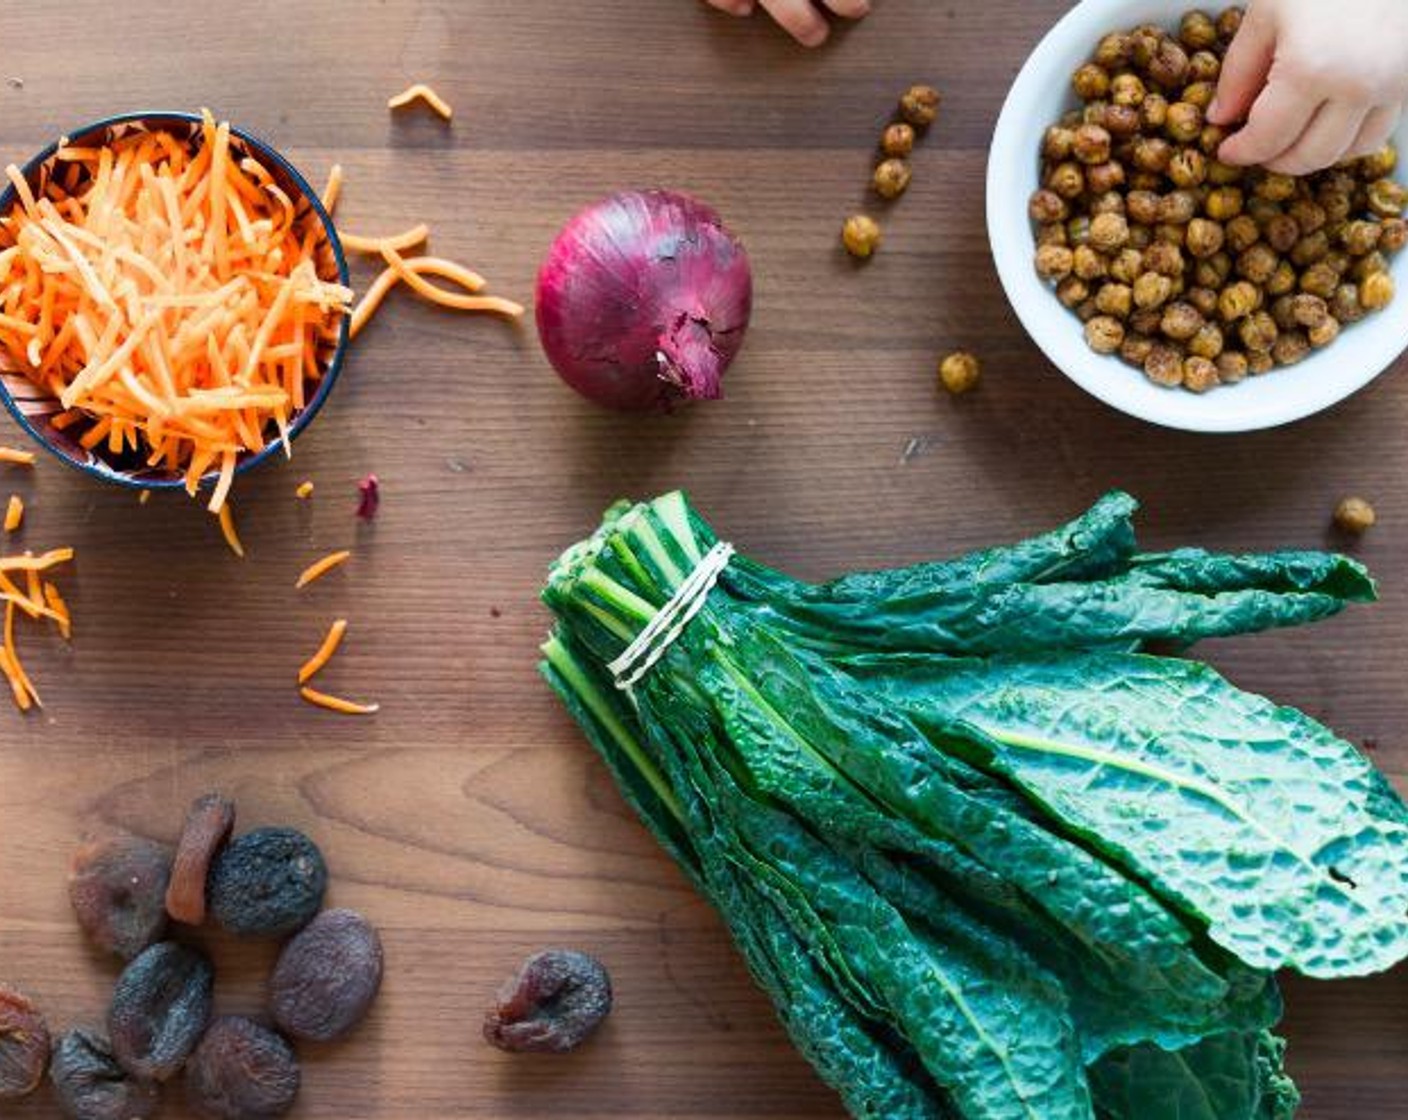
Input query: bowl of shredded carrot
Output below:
<box><xmin>0</xmin><ymin>109</ymin><xmax>353</xmax><ymax>511</ymax></box>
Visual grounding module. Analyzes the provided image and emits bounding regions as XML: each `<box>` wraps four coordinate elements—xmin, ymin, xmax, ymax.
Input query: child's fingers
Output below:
<box><xmin>1346</xmin><ymin>105</ymin><xmax>1402</xmax><ymax>160</ymax></box>
<box><xmin>1207</xmin><ymin>3</ymin><xmax>1275</xmax><ymax>125</ymax></box>
<box><xmin>822</xmin><ymin>0</ymin><xmax>871</xmax><ymax>17</ymax></box>
<box><xmin>1264</xmin><ymin>102</ymin><xmax>1370</xmax><ymax>175</ymax></box>
<box><xmin>1218</xmin><ymin>80</ymin><xmax>1321</xmax><ymax>166</ymax></box>
<box><xmin>759</xmin><ymin>0</ymin><xmax>830</xmax><ymax>45</ymax></box>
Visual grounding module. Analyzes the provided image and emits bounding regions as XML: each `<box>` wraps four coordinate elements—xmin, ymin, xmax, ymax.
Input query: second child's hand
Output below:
<box><xmin>704</xmin><ymin>0</ymin><xmax>871</xmax><ymax>48</ymax></box>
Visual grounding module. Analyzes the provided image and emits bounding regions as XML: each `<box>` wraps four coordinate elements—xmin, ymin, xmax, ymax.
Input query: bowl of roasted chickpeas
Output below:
<box><xmin>988</xmin><ymin>1</ymin><xmax>1408</xmax><ymax>432</ymax></box>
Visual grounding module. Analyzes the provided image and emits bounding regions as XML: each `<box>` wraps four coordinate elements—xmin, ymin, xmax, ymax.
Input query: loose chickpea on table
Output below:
<box><xmin>1027</xmin><ymin>8</ymin><xmax>1408</xmax><ymax>394</ymax></box>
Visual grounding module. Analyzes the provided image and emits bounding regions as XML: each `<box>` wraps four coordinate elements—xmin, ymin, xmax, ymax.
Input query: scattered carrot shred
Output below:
<box><xmin>320</xmin><ymin>164</ymin><xmax>343</xmax><ymax>214</ymax></box>
<box><xmin>3</xmin><ymin>495</ymin><xmax>22</xmax><ymax>532</ymax></box>
<box><xmin>387</xmin><ymin>83</ymin><xmax>453</xmax><ymax>121</ymax></box>
<box><xmin>0</xmin><ymin>447</ymin><xmax>36</xmax><ymax>466</ymax></box>
<box><xmin>0</xmin><ymin>110</ymin><xmax>353</xmax><ymax>508</ymax></box>
<box><xmin>300</xmin><ymin>685</ymin><xmax>379</xmax><ymax>716</ymax></box>
<box><xmin>338</xmin><ymin>224</ymin><xmax>430</xmax><ymax>255</ymax></box>
<box><xmin>43</xmin><ymin>582</ymin><xmax>70</xmax><ymax>640</ymax></box>
<box><xmin>298</xmin><ymin>617</ymin><xmax>348</xmax><ymax>685</ymax></box>
<box><xmin>0</xmin><ymin>545</ymin><xmax>71</xmax><ymax>712</ymax></box>
<box><xmin>216</xmin><ymin>503</ymin><xmax>244</xmax><ymax>558</ymax></box>
<box><xmin>296</xmin><ymin>480</ymin><xmax>314</xmax><ymax>500</ymax></box>
<box><xmin>138</xmin><ymin>489</ymin><xmax>151</xmax><ymax>505</ymax></box>
<box><xmin>350</xmin><ymin>252</ymin><xmax>524</xmax><ymax>338</ymax></box>
<box><xmin>296</xmin><ymin>549</ymin><xmax>351</xmax><ymax>589</ymax></box>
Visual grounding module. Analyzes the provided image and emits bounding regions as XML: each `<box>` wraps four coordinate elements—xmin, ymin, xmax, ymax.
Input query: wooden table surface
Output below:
<box><xmin>0</xmin><ymin>1</ymin><xmax>1404</xmax><ymax>1116</ymax></box>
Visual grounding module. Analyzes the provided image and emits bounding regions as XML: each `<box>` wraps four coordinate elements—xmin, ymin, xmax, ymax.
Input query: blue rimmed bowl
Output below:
<box><xmin>0</xmin><ymin>110</ymin><xmax>350</xmax><ymax>490</ymax></box>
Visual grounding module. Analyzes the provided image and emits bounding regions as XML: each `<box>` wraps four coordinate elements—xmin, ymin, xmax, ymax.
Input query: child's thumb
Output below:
<box><xmin>1208</xmin><ymin>5</ymin><xmax>1277</xmax><ymax>125</ymax></box>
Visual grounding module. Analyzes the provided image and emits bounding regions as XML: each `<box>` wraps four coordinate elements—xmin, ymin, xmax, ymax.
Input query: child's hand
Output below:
<box><xmin>1209</xmin><ymin>0</ymin><xmax>1408</xmax><ymax>174</ymax></box>
<box><xmin>704</xmin><ymin>0</ymin><xmax>871</xmax><ymax>48</ymax></box>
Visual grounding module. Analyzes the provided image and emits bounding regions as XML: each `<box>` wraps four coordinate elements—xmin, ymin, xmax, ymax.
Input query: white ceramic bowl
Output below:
<box><xmin>987</xmin><ymin>0</ymin><xmax>1408</xmax><ymax>433</ymax></box>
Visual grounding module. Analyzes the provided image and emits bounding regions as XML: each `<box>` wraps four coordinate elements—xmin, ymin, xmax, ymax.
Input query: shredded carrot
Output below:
<box><xmin>321</xmin><ymin>164</ymin><xmax>343</xmax><ymax>214</ymax></box>
<box><xmin>298</xmin><ymin>617</ymin><xmax>348</xmax><ymax>684</ymax></box>
<box><xmin>387</xmin><ymin>83</ymin><xmax>453</xmax><ymax>121</ymax></box>
<box><xmin>300</xmin><ymin>684</ymin><xmax>378</xmax><ymax>715</ymax></box>
<box><xmin>3</xmin><ymin>495</ymin><xmax>21</xmax><ymax>533</ymax></box>
<box><xmin>0</xmin><ymin>111</ymin><xmax>352</xmax><ymax>507</ymax></box>
<box><xmin>43</xmin><ymin>582</ymin><xmax>70</xmax><ymax>640</ymax></box>
<box><xmin>296</xmin><ymin>480</ymin><xmax>314</xmax><ymax>500</ymax></box>
<box><xmin>338</xmin><ymin>224</ymin><xmax>430</xmax><ymax>255</ymax></box>
<box><xmin>0</xmin><ymin>548</ymin><xmax>74</xmax><ymax>571</ymax></box>
<box><xmin>138</xmin><ymin>489</ymin><xmax>151</xmax><ymax>505</ymax></box>
<box><xmin>0</xmin><ymin>545</ymin><xmax>71</xmax><ymax>712</ymax></box>
<box><xmin>0</xmin><ymin>447</ymin><xmax>36</xmax><ymax>466</ymax></box>
<box><xmin>350</xmin><ymin>251</ymin><xmax>524</xmax><ymax>339</ymax></box>
<box><xmin>217</xmin><ymin>503</ymin><xmax>244</xmax><ymax>558</ymax></box>
<box><xmin>296</xmin><ymin>548</ymin><xmax>351</xmax><ymax>589</ymax></box>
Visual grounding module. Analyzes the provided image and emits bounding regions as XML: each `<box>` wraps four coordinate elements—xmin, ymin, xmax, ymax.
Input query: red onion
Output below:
<box><xmin>535</xmin><ymin>190</ymin><xmax>753</xmax><ymax>412</ymax></box>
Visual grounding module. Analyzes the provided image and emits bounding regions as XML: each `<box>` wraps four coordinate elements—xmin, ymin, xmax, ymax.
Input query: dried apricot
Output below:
<box><xmin>69</xmin><ymin>833</ymin><xmax>172</xmax><ymax>959</ymax></box>
<box><xmin>0</xmin><ymin>985</ymin><xmax>50</xmax><ymax>1099</ymax></box>
<box><xmin>166</xmin><ymin>793</ymin><xmax>237</xmax><ymax>926</ymax></box>
<box><xmin>109</xmin><ymin>941</ymin><xmax>214</xmax><ymax>1081</ymax></box>
<box><xmin>208</xmin><ymin>828</ymin><xmax>327</xmax><ymax>939</ymax></box>
<box><xmin>484</xmin><ymin>949</ymin><xmax>612</xmax><ymax>1054</ymax></box>
<box><xmin>50</xmin><ymin>1028</ymin><xmax>159</xmax><ymax>1120</ymax></box>
<box><xmin>185</xmin><ymin>1016</ymin><xmax>299</xmax><ymax>1120</ymax></box>
<box><xmin>269</xmin><ymin>909</ymin><xmax>383</xmax><ymax>1042</ymax></box>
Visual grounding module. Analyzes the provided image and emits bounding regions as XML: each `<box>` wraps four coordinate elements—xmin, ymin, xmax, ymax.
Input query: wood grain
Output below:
<box><xmin>0</xmin><ymin>1</ymin><xmax>1403</xmax><ymax>1116</ymax></box>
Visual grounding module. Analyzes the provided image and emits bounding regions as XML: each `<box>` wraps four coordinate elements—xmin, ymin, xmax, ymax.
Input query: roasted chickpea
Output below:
<box><xmin>1185</xmin><ymin>217</ymin><xmax>1225</xmax><ymax>259</ymax></box>
<box><xmin>1379</xmin><ymin>217</ymin><xmax>1408</xmax><ymax>253</ymax></box>
<box><xmin>1270</xmin><ymin>294</ymin><xmax>1299</xmax><ymax>331</ymax></box>
<box><xmin>1140</xmin><ymin>92</ymin><xmax>1170</xmax><ymax>131</ymax></box>
<box><xmin>1083</xmin><ymin>101</ymin><xmax>1112</xmax><ymax>130</ymax></box>
<box><xmin>1043</xmin><ymin>125</ymin><xmax>1077</xmax><ymax>161</ymax></box>
<box><xmin>1159</xmin><ymin>190</ymin><xmax>1199</xmax><ymax>225</ymax></box>
<box><xmin>1247</xmin><ymin>349</ymin><xmax>1275</xmax><ymax>375</ymax></box>
<box><xmin>1183</xmin><ymin>82</ymin><xmax>1218</xmax><ymax>113</ymax></box>
<box><xmin>1134</xmin><ymin>271</ymin><xmax>1176</xmax><ymax>309</ymax></box>
<box><xmin>1120</xmin><ymin>333</ymin><xmax>1157</xmax><ymax>365</ymax></box>
<box><xmin>1290</xmin><ymin>230</ymin><xmax>1330</xmax><ymax>267</ymax></box>
<box><xmin>1132</xmin><ymin>136</ymin><xmax>1174</xmax><ymax>174</ymax></box>
<box><xmin>1287</xmin><ymin>198</ymin><xmax>1327</xmax><ymax>235</ymax></box>
<box><xmin>1263</xmin><ymin>214</ymin><xmax>1300</xmax><ymax>254</ymax></box>
<box><xmin>1155</xmin><ymin>222</ymin><xmax>1187</xmax><ymax>247</ymax></box>
<box><xmin>1351</xmin><ymin>251</ymin><xmax>1389</xmax><ymax>283</ymax></box>
<box><xmin>1144</xmin><ymin>343</ymin><xmax>1186</xmax><ymax>386</ymax></box>
<box><xmin>1245</xmin><ymin>196</ymin><xmax>1284</xmax><ymax>229</ymax></box>
<box><xmin>1204</xmin><ymin>186</ymin><xmax>1244</xmax><ymax>221</ymax></box>
<box><xmin>1358</xmin><ymin>145</ymin><xmax>1398</xmax><ymax>181</ymax></box>
<box><xmin>1094</xmin><ymin>31</ymin><xmax>1133</xmax><ymax>70</ymax></box>
<box><xmin>1287</xmin><ymin>293</ymin><xmax>1330</xmax><ymax>330</ymax></box>
<box><xmin>1200</xmin><ymin>125</ymin><xmax>1230</xmax><ymax>158</ymax></box>
<box><xmin>1160</xmin><ymin>301</ymin><xmax>1204</xmax><ymax>341</ymax></box>
<box><xmin>1334</xmin><ymin>497</ymin><xmax>1377</xmax><ymax>534</ymax></box>
<box><xmin>873</xmin><ymin>159</ymin><xmax>912</xmax><ymax>200</ymax></box>
<box><xmin>1194</xmin><ymin>250</ymin><xmax>1233</xmax><ymax>288</ymax></box>
<box><xmin>1324</xmin><ymin>248</ymin><xmax>1352</xmax><ymax>276</ymax></box>
<box><xmin>1236</xmin><ymin>243</ymin><xmax>1279</xmax><ymax>284</ymax></box>
<box><xmin>1185</xmin><ymin>286</ymin><xmax>1220</xmax><ymax>318</ymax></box>
<box><xmin>1361</xmin><ymin>270</ymin><xmax>1395</xmax><ymax>310</ymax></box>
<box><xmin>1165</xmin><ymin>101</ymin><xmax>1204</xmax><ymax>143</ymax></box>
<box><xmin>1238</xmin><ymin>310</ymin><xmax>1278</xmax><ymax>352</ymax></box>
<box><xmin>1187</xmin><ymin>49</ymin><xmax>1221</xmax><ymax>84</ymax></box>
<box><xmin>1142</xmin><ymin>241</ymin><xmax>1184</xmax><ymax>278</ymax></box>
<box><xmin>1073</xmin><ymin>123</ymin><xmax>1112</xmax><ymax>164</ymax></box>
<box><xmin>1337</xmin><ymin>219</ymin><xmax>1381</xmax><ymax>256</ymax></box>
<box><xmin>1218</xmin><ymin>280</ymin><xmax>1260</xmax><ymax>321</ymax></box>
<box><xmin>1037</xmin><ymin>224</ymin><xmax>1069</xmax><ymax>250</ymax></box>
<box><xmin>1048</xmin><ymin>161</ymin><xmax>1086</xmax><ymax>200</ymax></box>
<box><xmin>1128</xmin><ymin>224</ymin><xmax>1153</xmax><ymax>250</ymax></box>
<box><xmin>1271</xmin><ymin>329</ymin><xmax>1310</xmax><ymax>365</ymax></box>
<box><xmin>1085</xmin><ymin>314</ymin><xmax>1126</xmax><ymax>354</ymax></box>
<box><xmin>1308</xmin><ymin>316</ymin><xmax>1340</xmax><ymax>348</ymax></box>
<box><xmin>1224</xmin><ymin>215</ymin><xmax>1261</xmax><ymax>254</ymax></box>
<box><xmin>1317</xmin><ymin>186</ymin><xmax>1353</xmax><ymax>225</ymax></box>
<box><xmin>1035</xmin><ymin>244</ymin><xmax>1075</xmax><ymax>280</ymax></box>
<box><xmin>1216</xmin><ymin>350</ymin><xmax>1250</xmax><ymax>383</ymax></box>
<box><xmin>1129</xmin><ymin>170</ymin><xmax>1164</xmax><ymax>193</ymax></box>
<box><xmin>938</xmin><ymin>350</ymin><xmax>981</xmax><ymax>394</ymax></box>
<box><xmin>1056</xmin><ymin>275</ymin><xmax>1090</xmax><ymax>308</ymax></box>
<box><xmin>1216</xmin><ymin>6</ymin><xmax>1244</xmax><ymax>41</ymax></box>
<box><xmin>1252</xmin><ymin>173</ymin><xmax>1297</xmax><ymax>203</ymax></box>
<box><xmin>1300</xmin><ymin>262</ymin><xmax>1340</xmax><ymax>298</ymax></box>
<box><xmin>1087</xmin><ymin>212</ymin><xmax>1130</xmax><ymax>254</ymax></box>
<box><xmin>1130</xmin><ymin>306</ymin><xmax>1163</xmax><ymax>336</ymax></box>
<box><xmin>1168</xmin><ymin>148</ymin><xmax>1208</xmax><ymax>188</ymax></box>
<box><xmin>1086</xmin><ymin>161</ymin><xmax>1127</xmax><ymax>195</ymax></box>
<box><xmin>842</xmin><ymin>214</ymin><xmax>882</xmax><ymax>259</ymax></box>
<box><xmin>1072</xmin><ymin>63</ymin><xmax>1111</xmax><ymax>100</ymax></box>
<box><xmin>1179</xmin><ymin>9</ymin><xmax>1220</xmax><ymax>50</ymax></box>
<box><xmin>1028</xmin><ymin>189</ymin><xmax>1069</xmax><ymax>225</ymax></box>
<box><xmin>1073</xmin><ymin>244</ymin><xmax>1109</xmax><ymax>281</ymax></box>
<box><xmin>1187</xmin><ymin>320</ymin><xmax>1224</xmax><ymax>358</ymax></box>
<box><xmin>1148</xmin><ymin>39</ymin><xmax>1191</xmax><ymax>89</ymax></box>
<box><xmin>1182</xmin><ymin>355</ymin><xmax>1220</xmax><ymax>392</ymax></box>
<box><xmin>1206</xmin><ymin>159</ymin><xmax>1242</xmax><ymax>187</ymax></box>
<box><xmin>1130</xmin><ymin>25</ymin><xmax>1163</xmax><ymax>67</ymax></box>
<box><xmin>1108</xmin><ymin>73</ymin><xmax>1145</xmax><ymax>109</ymax></box>
<box><xmin>899</xmin><ymin>85</ymin><xmax>941</xmax><ymax>127</ymax></box>
<box><xmin>1126</xmin><ymin>190</ymin><xmax>1161</xmax><ymax>226</ymax></box>
<box><xmin>1367</xmin><ymin>178</ymin><xmax>1408</xmax><ymax>218</ymax></box>
<box><xmin>1265</xmin><ymin>259</ymin><xmax>1297</xmax><ymax>297</ymax></box>
<box><xmin>881</xmin><ymin>123</ymin><xmax>916</xmax><ymax>158</ymax></box>
<box><xmin>1331</xmin><ymin>283</ymin><xmax>1366</xmax><ymax>323</ymax></box>
<box><xmin>1102</xmin><ymin>104</ymin><xmax>1142</xmax><ymax>138</ymax></box>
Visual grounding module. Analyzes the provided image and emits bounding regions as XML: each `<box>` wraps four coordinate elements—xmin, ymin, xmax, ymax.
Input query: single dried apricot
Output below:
<box><xmin>483</xmin><ymin>949</ymin><xmax>612</xmax><ymax>1054</ymax></box>
<box><xmin>208</xmin><ymin>828</ymin><xmax>327</xmax><ymax>939</ymax></box>
<box><xmin>269</xmin><ymin>909</ymin><xmax>383</xmax><ymax>1042</ymax></box>
<box><xmin>109</xmin><ymin>941</ymin><xmax>214</xmax><ymax>1081</ymax></box>
<box><xmin>166</xmin><ymin>793</ymin><xmax>237</xmax><ymax>926</ymax></box>
<box><xmin>185</xmin><ymin>1016</ymin><xmax>300</xmax><ymax>1120</ymax></box>
<box><xmin>69</xmin><ymin>833</ymin><xmax>172</xmax><ymax>959</ymax></box>
<box><xmin>0</xmin><ymin>984</ymin><xmax>50</xmax><ymax>1099</ymax></box>
<box><xmin>50</xmin><ymin>1028</ymin><xmax>159</xmax><ymax>1120</ymax></box>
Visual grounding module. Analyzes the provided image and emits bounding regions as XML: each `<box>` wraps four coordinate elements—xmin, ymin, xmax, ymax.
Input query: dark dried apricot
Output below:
<box><xmin>166</xmin><ymin>793</ymin><xmax>237</xmax><ymax>926</ymax></box>
<box><xmin>483</xmin><ymin>949</ymin><xmax>612</xmax><ymax>1054</ymax></box>
<box><xmin>269</xmin><ymin>909</ymin><xmax>383</xmax><ymax>1042</ymax></box>
<box><xmin>109</xmin><ymin>941</ymin><xmax>214</xmax><ymax>1081</ymax></box>
<box><xmin>208</xmin><ymin>828</ymin><xmax>327</xmax><ymax>939</ymax></box>
<box><xmin>0</xmin><ymin>985</ymin><xmax>50</xmax><ymax>1099</ymax></box>
<box><xmin>50</xmin><ymin>1028</ymin><xmax>159</xmax><ymax>1120</ymax></box>
<box><xmin>185</xmin><ymin>1016</ymin><xmax>299</xmax><ymax>1120</ymax></box>
<box><xmin>69</xmin><ymin>833</ymin><xmax>172</xmax><ymax>959</ymax></box>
